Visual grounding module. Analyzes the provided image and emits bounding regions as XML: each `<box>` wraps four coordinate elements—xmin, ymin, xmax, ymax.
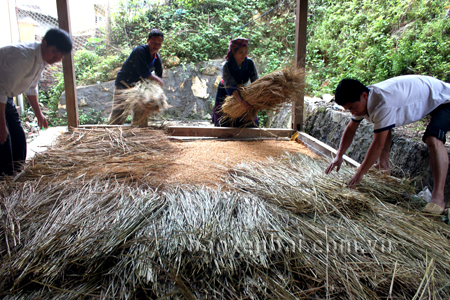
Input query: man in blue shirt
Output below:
<box><xmin>109</xmin><ymin>29</ymin><xmax>164</xmax><ymax>125</ymax></box>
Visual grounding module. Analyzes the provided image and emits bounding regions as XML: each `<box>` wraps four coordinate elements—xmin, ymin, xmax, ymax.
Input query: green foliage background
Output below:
<box><xmin>307</xmin><ymin>0</ymin><xmax>450</xmax><ymax>95</ymax></box>
<box><xmin>39</xmin><ymin>0</ymin><xmax>450</xmax><ymax>125</ymax></box>
<box><xmin>109</xmin><ymin>0</ymin><xmax>296</xmax><ymax>73</ymax></box>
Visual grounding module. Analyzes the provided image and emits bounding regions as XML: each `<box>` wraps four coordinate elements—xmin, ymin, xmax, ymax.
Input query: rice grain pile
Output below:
<box><xmin>114</xmin><ymin>79</ymin><xmax>168</xmax><ymax>126</ymax></box>
<box><xmin>1</xmin><ymin>152</ymin><xmax>449</xmax><ymax>299</ymax></box>
<box><xmin>220</xmin><ymin>67</ymin><xmax>305</xmax><ymax>124</ymax></box>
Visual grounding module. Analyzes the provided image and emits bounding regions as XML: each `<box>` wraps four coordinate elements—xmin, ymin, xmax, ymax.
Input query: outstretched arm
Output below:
<box><xmin>147</xmin><ymin>74</ymin><xmax>163</xmax><ymax>87</ymax></box>
<box><xmin>347</xmin><ymin>129</ymin><xmax>390</xmax><ymax>187</ymax></box>
<box><xmin>325</xmin><ymin>119</ymin><xmax>360</xmax><ymax>174</ymax></box>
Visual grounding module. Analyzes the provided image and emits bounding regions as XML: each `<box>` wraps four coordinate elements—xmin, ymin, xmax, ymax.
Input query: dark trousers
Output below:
<box><xmin>0</xmin><ymin>97</ymin><xmax>26</xmax><ymax>176</ymax></box>
<box><xmin>109</xmin><ymin>85</ymin><xmax>128</xmax><ymax>125</ymax></box>
<box><xmin>109</xmin><ymin>84</ymin><xmax>150</xmax><ymax>126</ymax></box>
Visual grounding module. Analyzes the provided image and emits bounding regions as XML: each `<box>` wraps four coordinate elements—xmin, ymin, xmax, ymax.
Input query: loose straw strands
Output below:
<box><xmin>225</xmin><ymin>152</ymin><xmax>450</xmax><ymax>298</ymax></box>
<box><xmin>0</xmin><ymin>179</ymin><xmax>165</xmax><ymax>298</ymax></box>
<box><xmin>113</xmin><ymin>79</ymin><xmax>168</xmax><ymax>126</ymax></box>
<box><xmin>220</xmin><ymin>67</ymin><xmax>305</xmax><ymax>123</ymax></box>
<box><xmin>16</xmin><ymin>127</ymin><xmax>177</xmax><ymax>185</ymax></box>
<box><xmin>2</xmin><ymin>151</ymin><xmax>450</xmax><ymax>298</ymax></box>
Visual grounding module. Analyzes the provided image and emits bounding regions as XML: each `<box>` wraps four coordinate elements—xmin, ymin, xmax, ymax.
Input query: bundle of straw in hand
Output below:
<box><xmin>114</xmin><ymin>79</ymin><xmax>168</xmax><ymax>126</ymax></box>
<box><xmin>219</xmin><ymin>67</ymin><xmax>305</xmax><ymax>123</ymax></box>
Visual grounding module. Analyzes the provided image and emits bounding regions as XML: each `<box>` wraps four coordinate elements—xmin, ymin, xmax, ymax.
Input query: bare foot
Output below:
<box><xmin>430</xmin><ymin>194</ymin><xmax>446</xmax><ymax>211</ymax></box>
<box><xmin>373</xmin><ymin>163</ymin><xmax>391</xmax><ymax>175</ymax></box>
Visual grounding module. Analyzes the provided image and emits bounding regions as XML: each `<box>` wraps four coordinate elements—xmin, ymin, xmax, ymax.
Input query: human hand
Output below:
<box><xmin>0</xmin><ymin>124</ymin><xmax>8</xmax><ymax>145</ymax></box>
<box><xmin>325</xmin><ymin>156</ymin><xmax>343</xmax><ymax>174</ymax></box>
<box><xmin>155</xmin><ymin>76</ymin><xmax>164</xmax><ymax>87</ymax></box>
<box><xmin>241</xmin><ymin>101</ymin><xmax>252</xmax><ymax>110</ymax></box>
<box><xmin>36</xmin><ymin>112</ymin><xmax>48</xmax><ymax>130</ymax></box>
<box><xmin>347</xmin><ymin>170</ymin><xmax>364</xmax><ymax>189</ymax></box>
<box><xmin>149</xmin><ymin>74</ymin><xmax>164</xmax><ymax>87</ymax></box>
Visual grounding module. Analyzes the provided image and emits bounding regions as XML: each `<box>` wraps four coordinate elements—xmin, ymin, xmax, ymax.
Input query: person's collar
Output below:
<box><xmin>366</xmin><ymin>88</ymin><xmax>371</xmax><ymax>117</ymax></box>
<box><xmin>145</xmin><ymin>44</ymin><xmax>158</xmax><ymax>59</ymax></box>
<box><xmin>230</xmin><ymin>56</ymin><xmax>248</xmax><ymax>71</ymax></box>
<box><xmin>37</xmin><ymin>42</ymin><xmax>47</xmax><ymax>66</ymax></box>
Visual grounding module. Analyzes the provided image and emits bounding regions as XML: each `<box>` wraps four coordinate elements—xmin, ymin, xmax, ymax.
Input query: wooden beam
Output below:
<box><xmin>296</xmin><ymin>132</ymin><xmax>360</xmax><ymax>168</ymax></box>
<box><xmin>167</xmin><ymin>126</ymin><xmax>295</xmax><ymax>139</ymax></box>
<box><xmin>292</xmin><ymin>0</ymin><xmax>308</xmax><ymax>132</ymax></box>
<box><xmin>78</xmin><ymin>125</ymin><xmax>295</xmax><ymax>139</ymax></box>
<box><xmin>56</xmin><ymin>0</ymin><xmax>78</xmax><ymax>128</ymax></box>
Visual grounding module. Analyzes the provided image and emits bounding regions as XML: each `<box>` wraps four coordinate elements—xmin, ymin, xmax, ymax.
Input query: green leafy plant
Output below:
<box><xmin>79</xmin><ymin>109</ymin><xmax>109</xmax><ymax>125</ymax></box>
<box><xmin>306</xmin><ymin>0</ymin><xmax>450</xmax><ymax>95</ymax></box>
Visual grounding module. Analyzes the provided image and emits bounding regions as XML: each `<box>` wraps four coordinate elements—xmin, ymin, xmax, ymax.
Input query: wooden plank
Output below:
<box><xmin>79</xmin><ymin>124</ymin><xmax>126</xmax><ymax>128</ymax></box>
<box><xmin>168</xmin><ymin>136</ymin><xmax>290</xmax><ymax>142</ymax></box>
<box><xmin>79</xmin><ymin>125</ymin><xmax>295</xmax><ymax>139</ymax></box>
<box><xmin>297</xmin><ymin>132</ymin><xmax>360</xmax><ymax>168</ymax></box>
<box><xmin>292</xmin><ymin>0</ymin><xmax>308</xmax><ymax>131</ymax></box>
<box><xmin>166</xmin><ymin>126</ymin><xmax>295</xmax><ymax>138</ymax></box>
<box><xmin>56</xmin><ymin>0</ymin><xmax>78</xmax><ymax>128</ymax></box>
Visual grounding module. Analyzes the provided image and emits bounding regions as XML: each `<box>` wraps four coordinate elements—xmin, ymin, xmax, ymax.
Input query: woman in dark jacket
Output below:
<box><xmin>213</xmin><ymin>38</ymin><xmax>259</xmax><ymax>127</ymax></box>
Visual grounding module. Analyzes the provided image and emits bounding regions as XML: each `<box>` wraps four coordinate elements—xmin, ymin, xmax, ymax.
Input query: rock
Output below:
<box><xmin>213</xmin><ymin>75</ymin><xmax>221</xmax><ymax>91</ymax></box>
<box><xmin>58</xmin><ymin>81</ymin><xmax>115</xmax><ymax>120</ymax></box>
<box><xmin>165</xmin><ymin>56</ymin><xmax>181</xmax><ymax>68</ymax></box>
<box><xmin>201</xmin><ymin>65</ymin><xmax>219</xmax><ymax>76</ymax></box>
<box><xmin>108</xmin><ymin>67</ymin><xmax>121</xmax><ymax>81</ymax></box>
<box><xmin>79</xmin><ymin>97</ymin><xmax>88</xmax><ymax>107</ymax></box>
<box><xmin>191</xmin><ymin>76</ymin><xmax>209</xmax><ymax>99</ymax></box>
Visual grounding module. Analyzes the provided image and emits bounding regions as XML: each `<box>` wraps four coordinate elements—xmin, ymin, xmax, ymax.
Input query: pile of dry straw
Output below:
<box><xmin>220</xmin><ymin>66</ymin><xmax>304</xmax><ymax>124</ymax></box>
<box><xmin>15</xmin><ymin>127</ymin><xmax>177</xmax><ymax>185</ymax></box>
<box><xmin>1</xmin><ymin>130</ymin><xmax>449</xmax><ymax>299</ymax></box>
<box><xmin>114</xmin><ymin>79</ymin><xmax>168</xmax><ymax>126</ymax></box>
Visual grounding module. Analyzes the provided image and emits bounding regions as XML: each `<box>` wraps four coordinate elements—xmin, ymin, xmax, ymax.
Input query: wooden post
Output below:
<box><xmin>292</xmin><ymin>0</ymin><xmax>307</xmax><ymax>131</ymax></box>
<box><xmin>56</xmin><ymin>0</ymin><xmax>78</xmax><ymax>128</ymax></box>
<box><xmin>105</xmin><ymin>0</ymin><xmax>111</xmax><ymax>55</ymax></box>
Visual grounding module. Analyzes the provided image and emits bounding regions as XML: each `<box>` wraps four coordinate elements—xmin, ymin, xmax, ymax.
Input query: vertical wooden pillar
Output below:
<box><xmin>292</xmin><ymin>0</ymin><xmax>307</xmax><ymax>131</ymax></box>
<box><xmin>56</xmin><ymin>0</ymin><xmax>78</xmax><ymax>128</ymax></box>
<box><xmin>105</xmin><ymin>0</ymin><xmax>111</xmax><ymax>55</ymax></box>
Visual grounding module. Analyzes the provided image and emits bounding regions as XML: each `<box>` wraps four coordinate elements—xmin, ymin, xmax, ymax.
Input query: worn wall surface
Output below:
<box><xmin>58</xmin><ymin>59</ymin><xmax>227</xmax><ymax>121</ymax></box>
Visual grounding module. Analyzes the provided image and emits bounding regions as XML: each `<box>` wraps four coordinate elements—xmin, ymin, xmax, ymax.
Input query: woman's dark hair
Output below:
<box><xmin>43</xmin><ymin>28</ymin><xmax>73</xmax><ymax>54</ymax></box>
<box><xmin>148</xmin><ymin>28</ymin><xmax>164</xmax><ymax>41</ymax></box>
<box><xmin>334</xmin><ymin>78</ymin><xmax>370</xmax><ymax>106</ymax></box>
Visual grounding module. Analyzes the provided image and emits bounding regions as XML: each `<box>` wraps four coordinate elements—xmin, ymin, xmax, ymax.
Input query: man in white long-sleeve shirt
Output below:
<box><xmin>0</xmin><ymin>28</ymin><xmax>72</xmax><ymax>176</ymax></box>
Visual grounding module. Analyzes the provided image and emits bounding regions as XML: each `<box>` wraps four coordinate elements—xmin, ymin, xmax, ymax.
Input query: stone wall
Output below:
<box><xmin>58</xmin><ymin>59</ymin><xmax>229</xmax><ymax>121</ymax></box>
<box><xmin>303</xmin><ymin>98</ymin><xmax>450</xmax><ymax>202</ymax></box>
<box><xmin>57</xmin><ymin>58</ymin><xmax>269</xmax><ymax>122</ymax></box>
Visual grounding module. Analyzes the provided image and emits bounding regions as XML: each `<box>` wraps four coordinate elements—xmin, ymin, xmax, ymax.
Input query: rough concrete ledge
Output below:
<box><xmin>303</xmin><ymin>98</ymin><xmax>450</xmax><ymax>203</ymax></box>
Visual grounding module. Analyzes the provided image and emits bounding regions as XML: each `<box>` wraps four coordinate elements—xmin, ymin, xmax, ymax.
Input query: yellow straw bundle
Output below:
<box><xmin>220</xmin><ymin>67</ymin><xmax>305</xmax><ymax>123</ymax></box>
<box><xmin>114</xmin><ymin>79</ymin><xmax>168</xmax><ymax>126</ymax></box>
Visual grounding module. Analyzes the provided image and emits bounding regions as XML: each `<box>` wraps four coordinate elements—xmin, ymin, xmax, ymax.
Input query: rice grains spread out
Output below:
<box><xmin>165</xmin><ymin>139</ymin><xmax>318</xmax><ymax>186</ymax></box>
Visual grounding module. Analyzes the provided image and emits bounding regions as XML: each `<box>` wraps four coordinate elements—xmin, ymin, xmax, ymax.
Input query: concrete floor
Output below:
<box><xmin>26</xmin><ymin>126</ymin><xmax>67</xmax><ymax>160</ymax></box>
